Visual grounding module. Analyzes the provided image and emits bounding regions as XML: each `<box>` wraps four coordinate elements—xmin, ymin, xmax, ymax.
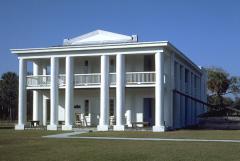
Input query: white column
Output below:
<box><xmin>114</xmin><ymin>54</ymin><xmax>125</xmax><ymax>131</ymax></box>
<box><xmin>190</xmin><ymin>73</ymin><xmax>194</xmax><ymax>125</ymax></box>
<box><xmin>33</xmin><ymin>62</ymin><xmax>42</xmax><ymax>124</ymax></box>
<box><xmin>187</xmin><ymin>70</ymin><xmax>192</xmax><ymax>126</ymax></box>
<box><xmin>97</xmin><ymin>55</ymin><xmax>109</xmax><ymax>131</ymax></box>
<box><xmin>169</xmin><ymin>53</ymin><xmax>175</xmax><ymax>128</ymax></box>
<box><xmin>125</xmin><ymin>109</ymin><xmax>132</xmax><ymax>127</ymax></box>
<box><xmin>192</xmin><ymin>74</ymin><xmax>196</xmax><ymax>124</ymax></box>
<box><xmin>62</xmin><ymin>56</ymin><xmax>74</xmax><ymax>130</ymax></box>
<box><xmin>175</xmin><ymin>63</ymin><xmax>181</xmax><ymax>128</ymax></box>
<box><xmin>181</xmin><ymin>66</ymin><xmax>186</xmax><ymax>127</ymax></box>
<box><xmin>42</xmin><ymin>95</ymin><xmax>48</xmax><ymax>126</ymax></box>
<box><xmin>15</xmin><ymin>58</ymin><xmax>27</xmax><ymax>130</ymax></box>
<box><xmin>42</xmin><ymin>66</ymin><xmax>48</xmax><ymax>126</ymax></box>
<box><xmin>47</xmin><ymin>57</ymin><xmax>59</xmax><ymax>130</ymax></box>
<box><xmin>153</xmin><ymin>52</ymin><xmax>165</xmax><ymax>132</ymax></box>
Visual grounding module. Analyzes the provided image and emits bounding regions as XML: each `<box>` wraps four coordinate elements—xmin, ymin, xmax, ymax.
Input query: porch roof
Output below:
<box><xmin>10</xmin><ymin>30</ymin><xmax>203</xmax><ymax>74</ymax></box>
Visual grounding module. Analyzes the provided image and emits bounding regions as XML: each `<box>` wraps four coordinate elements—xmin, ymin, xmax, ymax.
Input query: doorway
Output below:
<box><xmin>47</xmin><ymin>99</ymin><xmax>50</xmax><ymax>122</ymax></box>
<box><xmin>143</xmin><ymin>98</ymin><xmax>155</xmax><ymax>126</ymax></box>
<box><xmin>144</xmin><ymin>55</ymin><xmax>155</xmax><ymax>71</ymax></box>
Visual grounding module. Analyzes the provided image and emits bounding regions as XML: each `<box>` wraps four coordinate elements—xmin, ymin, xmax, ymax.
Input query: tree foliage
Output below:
<box><xmin>0</xmin><ymin>72</ymin><xmax>18</xmax><ymax>120</ymax></box>
<box><xmin>207</xmin><ymin>67</ymin><xmax>240</xmax><ymax>113</ymax></box>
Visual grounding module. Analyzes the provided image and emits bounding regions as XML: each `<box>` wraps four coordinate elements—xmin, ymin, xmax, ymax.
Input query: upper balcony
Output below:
<box><xmin>26</xmin><ymin>71</ymin><xmax>158</xmax><ymax>89</ymax></box>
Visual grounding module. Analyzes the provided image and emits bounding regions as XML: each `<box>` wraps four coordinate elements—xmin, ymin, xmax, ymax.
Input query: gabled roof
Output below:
<box><xmin>63</xmin><ymin>30</ymin><xmax>137</xmax><ymax>45</ymax></box>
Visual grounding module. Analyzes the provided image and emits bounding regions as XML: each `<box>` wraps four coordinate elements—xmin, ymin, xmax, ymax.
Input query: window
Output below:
<box><xmin>180</xmin><ymin>65</ymin><xmax>183</xmax><ymax>81</ymax></box>
<box><xmin>84</xmin><ymin>60</ymin><xmax>88</xmax><ymax>67</ymax></box>
<box><xmin>110</xmin><ymin>59</ymin><xmax>114</xmax><ymax>66</ymax></box>
<box><xmin>109</xmin><ymin>99</ymin><xmax>114</xmax><ymax>116</ymax></box>
<box><xmin>84</xmin><ymin>60</ymin><xmax>89</xmax><ymax>73</ymax></box>
<box><xmin>110</xmin><ymin>59</ymin><xmax>115</xmax><ymax>72</ymax></box>
<box><xmin>185</xmin><ymin>69</ymin><xmax>188</xmax><ymax>83</ymax></box>
<box><xmin>84</xmin><ymin>100</ymin><xmax>89</xmax><ymax>116</ymax></box>
<box><xmin>144</xmin><ymin>55</ymin><xmax>154</xmax><ymax>71</ymax></box>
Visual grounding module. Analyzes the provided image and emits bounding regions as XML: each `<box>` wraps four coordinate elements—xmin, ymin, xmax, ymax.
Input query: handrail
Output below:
<box><xmin>126</xmin><ymin>71</ymin><xmax>155</xmax><ymax>74</ymax></box>
<box><xmin>26</xmin><ymin>71</ymin><xmax>156</xmax><ymax>87</ymax></box>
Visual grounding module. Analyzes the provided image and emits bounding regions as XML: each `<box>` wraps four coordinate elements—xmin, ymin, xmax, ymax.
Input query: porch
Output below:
<box><xmin>26</xmin><ymin>71</ymin><xmax>160</xmax><ymax>88</ymax></box>
<box><xmin>25</xmin><ymin>88</ymin><xmax>159</xmax><ymax>131</ymax></box>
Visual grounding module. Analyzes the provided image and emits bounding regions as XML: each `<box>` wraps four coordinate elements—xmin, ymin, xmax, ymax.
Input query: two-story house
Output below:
<box><xmin>12</xmin><ymin>30</ymin><xmax>207</xmax><ymax>132</ymax></box>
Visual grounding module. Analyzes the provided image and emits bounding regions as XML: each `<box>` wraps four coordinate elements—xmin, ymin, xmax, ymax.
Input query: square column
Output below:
<box><xmin>114</xmin><ymin>54</ymin><xmax>125</xmax><ymax>131</ymax></box>
<box><xmin>62</xmin><ymin>56</ymin><xmax>74</xmax><ymax>131</ymax></box>
<box><xmin>192</xmin><ymin>74</ymin><xmax>196</xmax><ymax>124</ymax></box>
<box><xmin>181</xmin><ymin>66</ymin><xmax>186</xmax><ymax>127</ymax></box>
<box><xmin>153</xmin><ymin>52</ymin><xmax>165</xmax><ymax>132</ymax></box>
<box><xmin>191</xmin><ymin>73</ymin><xmax>195</xmax><ymax>124</ymax></box>
<box><xmin>187</xmin><ymin>70</ymin><xmax>192</xmax><ymax>126</ymax></box>
<box><xmin>174</xmin><ymin>63</ymin><xmax>181</xmax><ymax>128</ymax></box>
<box><xmin>47</xmin><ymin>57</ymin><xmax>59</xmax><ymax>130</ymax></box>
<box><xmin>15</xmin><ymin>58</ymin><xmax>27</xmax><ymax>130</ymax></box>
<box><xmin>97</xmin><ymin>55</ymin><xmax>109</xmax><ymax>131</ymax></box>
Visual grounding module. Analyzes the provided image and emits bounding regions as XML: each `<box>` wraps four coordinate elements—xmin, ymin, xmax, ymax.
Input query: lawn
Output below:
<box><xmin>1</xmin><ymin>129</ymin><xmax>240</xmax><ymax>161</ymax></box>
<box><xmin>78</xmin><ymin>129</ymin><xmax>240</xmax><ymax>140</ymax></box>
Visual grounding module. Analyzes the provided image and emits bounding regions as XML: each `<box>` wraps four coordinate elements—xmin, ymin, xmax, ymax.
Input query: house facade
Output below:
<box><xmin>12</xmin><ymin>30</ymin><xmax>207</xmax><ymax>132</ymax></box>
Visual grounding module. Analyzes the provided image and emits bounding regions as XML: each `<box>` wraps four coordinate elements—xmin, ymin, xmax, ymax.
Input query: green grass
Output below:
<box><xmin>78</xmin><ymin>130</ymin><xmax>240</xmax><ymax>140</ymax></box>
<box><xmin>1</xmin><ymin>129</ymin><xmax>240</xmax><ymax>161</ymax></box>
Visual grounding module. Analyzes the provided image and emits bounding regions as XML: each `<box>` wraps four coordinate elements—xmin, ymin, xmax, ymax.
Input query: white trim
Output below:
<box><xmin>16</xmin><ymin>50</ymin><xmax>163</xmax><ymax>59</ymax></box>
<box><xmin>11</xmin><ymin>41</ymin><xmax>168</xmax><ymax>53</ymax></box>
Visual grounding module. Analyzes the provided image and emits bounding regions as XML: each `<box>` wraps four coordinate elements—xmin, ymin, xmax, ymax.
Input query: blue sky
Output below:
<box><xmin>0</xmin><ymin>0</ymin><xmax>239</xmax><ymax>76</ymax></box>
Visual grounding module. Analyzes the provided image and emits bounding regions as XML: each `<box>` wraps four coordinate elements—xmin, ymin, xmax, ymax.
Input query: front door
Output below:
<box><xmin>143</xmin><ymin>98</ymin><xmax>155</xmax><ymax>126</ymax></box>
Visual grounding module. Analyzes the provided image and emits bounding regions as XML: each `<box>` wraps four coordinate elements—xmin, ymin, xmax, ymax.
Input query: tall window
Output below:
<box><xmin>84</xmin><ymin>100</ymin><xmax>89</xmax><ymax>116</ymax></box>
<box><xmin>84</xmin><ymin>60</ymin><xmax>88</xmax><ymax>73</ymax></box>
<box><xmin>110</xmin><ymin>59</ymin><xmax>115</xmax><ymax>72</ymax></box>
<box><xmin>84</xmin><ymin>60</ymin><xmax>88</xmax><ymax>67</ymax></box>
<box><xmin>109</xmin><ymin>99</ymin><xmax>114</xmax><ymax>116</ymax></box>
<box><xmin>185</xmin><ymin>69</ymin><xmax>188</xmax><ymax>83</ymax></box>
<box><xmin>144</xmin><ymin>55</ymin><xmax>154</xmax><ymax>71</ymax></box>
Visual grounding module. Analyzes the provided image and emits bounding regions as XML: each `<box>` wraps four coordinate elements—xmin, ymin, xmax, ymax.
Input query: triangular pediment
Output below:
<box><xmin>63</xmin><ymin>30</ymin><xmax>137</xmax><ymax>45</ymax></box>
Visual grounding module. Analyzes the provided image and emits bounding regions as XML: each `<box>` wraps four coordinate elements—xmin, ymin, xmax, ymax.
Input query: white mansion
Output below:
<box><xmin>12</xmin><ymin>30</ymin><xmax>207</xmax><ymax>132</ymax></box>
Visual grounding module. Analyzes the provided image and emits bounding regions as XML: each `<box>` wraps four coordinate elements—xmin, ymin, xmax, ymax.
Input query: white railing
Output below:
<box><xmin>26</xmin><ymin>75</ymin><xmax>51</xmax><ymax>87</ymax></box>
<box><xmin>125</xmin><ymin>72</ymin><xmax>155</xmax><ymax>84</ymax></box>
<box><xmin>74</xmin><ymin>73</ymin><xmax>101</xmax><ymax>86</ymax></box>
<box><xmin>109</xmin><ymin>73</ymin><xmax>116</xmax><ymax>85</ymax></box>
<box><xmin>59</xmin><ymin>74</ymin><xmax>66</xmax><ymax>86</ymax></box>
<box><xmin>26</xmin><ymin>71</ymin><xmax>156</xmax><ymax>87</ymax></box>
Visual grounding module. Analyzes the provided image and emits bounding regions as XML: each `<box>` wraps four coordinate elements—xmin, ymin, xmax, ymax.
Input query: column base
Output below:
<box><xmin>62</xmin><ymin>125</ymin><xmax>73</xmax><ymax>131</ymax></box>
<box><xmin>152</xmin><ymin>125</ymin><xmax>166</xmax><ymax>132</ymax></box>
<box><xmin>113</xmin><ymin>125</ymin><xmax>125</xmax><ymax>131</ymax></box>
<box><xmin>97</xmin><ymin>125</ymin><xmax>109</xmax><ymax>131</ymax></box>
<box><xmin>47</xmin><ymin>125</ymin><xmax>58</xmax><ymax>131</ymax></box>
<box><xmin>15</xmin><ymin>124</ymin><xmax>25</xmax><ymax>130</ymax></box>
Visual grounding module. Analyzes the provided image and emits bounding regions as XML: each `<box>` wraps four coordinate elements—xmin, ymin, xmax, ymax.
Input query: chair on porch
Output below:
<box><xmin>75</xmin><ymin>112</ymin><xmax>89</xmax><ymax>127</ymax></box>
<box><xmin>75</xmin><ymin>112</ymin><xmax>83</xmax><ymax>126</ymax></box>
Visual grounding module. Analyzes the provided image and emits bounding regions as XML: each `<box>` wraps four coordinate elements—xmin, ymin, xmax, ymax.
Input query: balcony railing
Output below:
<box><xmin>126</xmin><ymin>72</ymin><xmax>155</xmax><ymax>85</ymax></box>
<box><xmin>109</xmin><ymin>73</ymin><xmax>116</xmax><ymax>85</ymax></box>
<box><xmin>75</xmin><ymin>73</ymin><xmax>101</xmax><ymax>86</ymax></box>
<box><xmin>26</xmin><ymin>72</ymin><xmax>156</xmax><ymax>87</ymax></box>
<box><xmin>27</xmin><ymin>75</ymin><xmax>51</xmax><ymax>87</ymax></box>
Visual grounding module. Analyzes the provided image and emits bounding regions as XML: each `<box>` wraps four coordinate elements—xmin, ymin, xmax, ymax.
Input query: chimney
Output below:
<box><xmin>132</xmin><ymin>35</ymin><xmax>138</xmax><ymax>42</ymax></box>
